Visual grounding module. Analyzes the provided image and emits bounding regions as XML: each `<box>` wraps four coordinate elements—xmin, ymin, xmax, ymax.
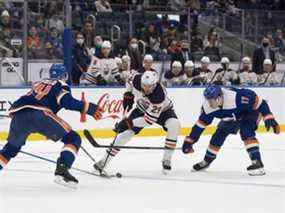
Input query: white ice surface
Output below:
<box><xmin>0</xmin><ymin>133</ymin><xmax>284</xmax><ymax>213</ymax></box>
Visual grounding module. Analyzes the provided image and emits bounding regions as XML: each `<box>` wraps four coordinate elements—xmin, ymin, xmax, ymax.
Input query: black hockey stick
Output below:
<box><xmin>83</xmin><ymin>129</ymin><xmax>182</xmax><ymax>150</ymax></box>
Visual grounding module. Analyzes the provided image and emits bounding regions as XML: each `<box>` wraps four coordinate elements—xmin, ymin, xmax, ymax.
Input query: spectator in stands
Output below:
<box><xmin>239</xmin><ymin>56</ymin><xmax>258</xmax><ymax>86</ymax></box>
<box><xmin>183</xmin><ymin>60</ymin><xmax>195</xmax><ymax>83</ymax></box>
<box><xmin>144</xmin><ymin>23</ymin><xmax>161</xmax><ymax>59</ymax></box>
<box><xmin>138</xmin><ymin>54</ymin><xmax>156</xmax><ymax>73</ymax></box>
<box><xmin>274</xmin><ymin>29</ymin><xmax>285</xmax><ymax>54</ymax></box>
<box><xmin>92</xmin><ymin>35</ymin><xmax>103</xmax><ymax>56</ymax></box>
<box><xmin>191</xmin><ymin>56</ymin><xmax>213</xmax><ymax>85</ymax></box>
<box><xmin>71</xmin><ymin>32</ymin><xmax>91</xmax><ymax>85</ymax></box>
<box><xmin>171</xmin><ymin>40</ymin><xmax>194</xmax><ymax>68</ymax></box>
<box><xmin>81</xmin><ymin>20</ymin><xmax>96</xmax><ymax>48</ymax></box>
<box><xmin>163</xmin><ymin>61</ymin><xmax>186</xmax><ymax>87</ymax></box>
<box><xmin>27</xmin><ymin>26</ymin><xmax>42</xmax><ymax>57</ymax></box>
<box><xmin>204</xmin><ymin>30</ymin><xmax>221</xmax><ymax>61</ymax></box>
<box><xmin>191</xmin><ymin>32</ymin><xmax>204</xmax><ymax>52</ymax></box>
<box><xmin>72</xmin><ymin>4</ymin><xmax>85</xmax><ymax>31</ymax></box>
<box><xmin>35</xmin><ymin>14</ymin><xmax>47</xmax><ymax>39</ymax></box>
<box><xmin>125</xmin><ymin>37</ymin><xmax>143</xmax><ymax>70</ymax></box>
<box><xmin>45</xmin><ymin>27</ymin><xmax>63</xmax><ymax>59</ymax></box>
<box><xmin>258</xmin><ymin>59</ymin><xmax>280</xmax><ymax>85</ymax></box>
<box><xmin>48</xmin><ymin>14</ymin><xmax>65</xmax><ymax>32</ymax></box>
<box><xmin>252</xmin><ymin>36</ymin><xmax>276</xmax><ymax>74</ymax></box>
<box><xmin>213</xmin><ymin>57</ymin><xmax>239</xmax><ymax>85</ymax></box>
<box><xmin>95</xmin><ymin>0</ymin><xmax>112</xmax><ymax>12</ymax></box>
<box><xmin>0</xmin><ymin>27</ymin><xmax>13</xmax><ymax>57</ymax></box>
<box><xmin>170</xmin><ymin>0</ymin><xmax>186</xmax><ymax>11</ymax></box>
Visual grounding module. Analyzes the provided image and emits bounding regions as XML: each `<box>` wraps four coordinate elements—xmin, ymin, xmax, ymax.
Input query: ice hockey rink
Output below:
<box><xmin>0</xmin><ymin>133</ymin><xmax>284</xmax><ymax>213</ymax></box>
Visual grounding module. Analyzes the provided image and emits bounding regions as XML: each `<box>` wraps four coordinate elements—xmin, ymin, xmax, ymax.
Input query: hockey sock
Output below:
<box><xmin>244</xmin><ymin>139</ymin><xmax>261</xmax><ymax>162</ymax></box>
<box><xmin>58</xmin><ymin>131</ymin><xmax>81</xmax><ymax>168</ymax></box>
<box><xmin>204</xmin><ymin>144</ymin><xmax>221</xmax><ymax>163</ymax></box>
<box><xmin>0</xmin><ymin>143</ymin><xmax>21</xmax><ymax>169</ymax></box>
<box><xmin>163</xmin><ymin>138</ymin><xmax>177</xmax><ymax>161</ymax></box>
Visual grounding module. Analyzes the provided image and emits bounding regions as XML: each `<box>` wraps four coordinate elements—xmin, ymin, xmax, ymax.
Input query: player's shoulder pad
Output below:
<box><xmin>222</xmin><ymin>88</ymin><xmax>237</xmax><ymax>109</ymax></box>
<box><xmin>147</xmin><ymin>84</ymin><xmax>165</xmax><ymax>104</ymax></box>
<box><xmin>202</xmin><ymin>100</ymin><xmax>218</xmax><ymax>114</ymax></box>
<box><xmin>57</xmin><ymin>80</ymin><xmax>71</xmax><ymax>92</ymax></box>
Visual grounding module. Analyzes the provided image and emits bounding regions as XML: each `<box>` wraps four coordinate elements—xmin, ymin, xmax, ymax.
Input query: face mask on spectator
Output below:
<box><xmin>262</xmin><ymin>42</ymin><xmax>269</xmax><ymax>48</ymax></box>
<box><xmin>130</xmin><ymin>43</ymin><xmax>138</xmax><ymax>49</ymax></box>
<box><xmin>77</xmin><ymin>38</ymin><xmax>84</xmax><ymax>45</ymax></box>
<box><xmin>95</xmin><ymin>40</ymin><xmax>103</xmax><ymax>47</ymax></box>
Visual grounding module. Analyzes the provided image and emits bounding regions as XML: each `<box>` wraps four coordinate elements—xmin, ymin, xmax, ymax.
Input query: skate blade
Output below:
<box><xmin>54</xmin><ymin>176</ymin><xmax>78</xmax><ymax>189</ymax></box>
<box><xmin>162</xmin><ymin>169</ymin><xmax>171</xmax><ymax>175</ymax></box>
<box><xmin>92</xmin><ymin>169</ymin><xmax>112</xmax><ymax>178</ymax></box>
<box><xmin>248</xmin><ymin>168</ymin><xmax>266</xmax><ymax>176</ymax></box>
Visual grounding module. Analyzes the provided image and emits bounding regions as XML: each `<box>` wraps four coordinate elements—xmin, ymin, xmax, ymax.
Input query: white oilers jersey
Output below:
<box><xmin>257</xmin><ymin>72</ymin><xmax>280</xmax><ymax>85</ymax></box>
<box><xmin>85</xmin><ymin>56</ymin><xmax>119</xmax><ymax>84</ymax></box>
<box><xmin>239</xmin><ymin>72</ymin><xmax>258</xmax><ymax>86</ymax></box>
<box><xmin>128</xmin><ymin>74</ymin><xmax>173</xmax><ymax>123</ymax></box>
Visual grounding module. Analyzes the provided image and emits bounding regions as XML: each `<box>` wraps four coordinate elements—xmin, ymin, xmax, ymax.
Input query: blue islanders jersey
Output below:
<box><xmin>189</xmin><ymin>87</ymin><xmax>272</xmax><ymax>141</ymax></box>
<box><xmin>9</xmin><ymin>79</ymin><xmax>87</xmax><ymax>115</ymax></box>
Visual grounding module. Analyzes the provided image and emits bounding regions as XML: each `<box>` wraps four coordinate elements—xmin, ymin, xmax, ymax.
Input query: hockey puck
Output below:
<box><xmin>116</xmin><ymin>172</ymin><xmax>122</xmax><ymax>178</ymax></box>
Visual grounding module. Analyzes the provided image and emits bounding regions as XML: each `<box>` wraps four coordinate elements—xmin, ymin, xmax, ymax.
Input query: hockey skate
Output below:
<box><xmin>192</xmin><ymin>160</ymin><xmax>210</xmax><ymax>172</ymax></box>
<box><xmin>93</xmin><ymin>160</ymin><xmax>111</xmax><ymax>177</ymax></box>
<box><xmin>162</xmin><ymin>159</ymin><xmax>172</xmax><ymax>175</ymax></box>
<box><xmin>54</xmin><ymin>163</ymin><xmax>78</xmax><ymax>189</ymax></box>
<box><xmin>247</xmin><ymin>160</ymin><xmax>265</xmax><ymax>176</ymax></box>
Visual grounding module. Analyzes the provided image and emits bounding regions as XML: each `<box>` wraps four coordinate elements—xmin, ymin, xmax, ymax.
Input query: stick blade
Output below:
<box><xmin>83</xmin><ymin>129</ymin><xmax>100</xmax><ymax>147</ymax></box>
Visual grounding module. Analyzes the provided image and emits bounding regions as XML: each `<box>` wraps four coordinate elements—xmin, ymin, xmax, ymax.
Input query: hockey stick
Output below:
<box><xmin>84</xmin><ymin>129</ymin><xmax>182</xmax><ymax>150</ymax></box>
<box><xmin>0</xmin><ymin>144</ymin><xmax>114</xmax><ymax>178</ymax></box>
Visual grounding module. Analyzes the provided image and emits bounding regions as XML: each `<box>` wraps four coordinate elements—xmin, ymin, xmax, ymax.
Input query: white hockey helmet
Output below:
<box><xmin>143</xmin><ymin>54</ymin><xmax>154</xmax><ymax>62</ymax></box>
<box><xmin>172</xmin><ymin>61</ymin><xmax>182</xmax><ymax>68</ymax></box>
<box><xmin>221</xmin><ymin>57</ymin><xmax>230</xmax><ymax>64</ymax></box>
<box><xmin>242</xmin><ymin>56</ymin><xmax>251</xmax><ymax>64</ymax></box>
<box><xmin>201</xmin><ymin>56</ymin><xmax>210</xmax><ymax>64</ymax></box>
<box><xmin>184</xmin><ymin>60</ymin><xmax>194</xmax><ymax>68</ymax></box>
<box><xmin>122</xmin><ymin>55</ymin><xmax>131</xmax><ymax>62</ymax></box>
<box><xmin>102</xmin><ymin>40</ymin><xmax>112</xmax><ymax>49</ymax></box>
<box><xmin>263</xmin><ymin>59</ymin><xmax>272</xmax><ymax>65</ymax></box>
<box><xmin>141</xmin><ymin>71</ymin><xmax>158</xmax><ymax>94</ymax></box>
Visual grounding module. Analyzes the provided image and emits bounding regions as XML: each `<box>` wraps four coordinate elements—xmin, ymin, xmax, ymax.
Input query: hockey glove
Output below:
<box><xmin>264</xmin><ymin>114</ymin><xmax>280</xmax><ymax>134</ymax></box>
<box><xmin>86</xmin><ymin>103</ymin><xmax>103</xmax><ymax>120</ymax></box>
<box><xmin>123</xmin><ymin>92</ymin><xmax>134</xmax><ymax>112</ymax></box>
<box><xmin>182</xmin><ymin>136</ymin><xmax>195</xmax><ymax>154</ymax></box>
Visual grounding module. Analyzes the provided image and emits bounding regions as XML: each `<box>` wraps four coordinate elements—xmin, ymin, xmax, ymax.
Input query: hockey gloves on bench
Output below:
<box><xmin>264</xmin><ymin>114</ymin><xmax>280</xmax><ymax>134</ymax></box>
<box><xmin>123</xmin><ymin>91</ymin><xmax>134</xmax><ymax>112</ymax></box>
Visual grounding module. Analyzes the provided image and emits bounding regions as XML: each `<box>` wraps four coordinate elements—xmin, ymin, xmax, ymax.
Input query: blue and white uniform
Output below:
<box><xmin>188</xmin><ymin>87</ymin><xmax>274</xmax><ymax>164</ymax></box>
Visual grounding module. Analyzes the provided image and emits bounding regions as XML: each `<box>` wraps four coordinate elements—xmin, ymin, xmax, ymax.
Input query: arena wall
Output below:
<box><xmin>0</xmin><ymin>87</ymin><xmax>284</xmax><ymax>141</ymax></box>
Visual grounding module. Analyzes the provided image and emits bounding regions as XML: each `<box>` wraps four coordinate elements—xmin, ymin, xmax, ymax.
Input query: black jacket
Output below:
<box><xmin>252</xmin><ymin>47</ymin><xmax>275</xmax><ymax>74</ymax></box>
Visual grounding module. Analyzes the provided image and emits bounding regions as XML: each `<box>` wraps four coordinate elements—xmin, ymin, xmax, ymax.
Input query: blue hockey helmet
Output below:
<box><xmin>49</xmin><ymin>64</ymin><xmax>68</xmax><ymax>80</ymax></box>
<box><xmin>203</xmin><ymin>85</ymin><xmax>222</xmax><ymax>99</ymax></box>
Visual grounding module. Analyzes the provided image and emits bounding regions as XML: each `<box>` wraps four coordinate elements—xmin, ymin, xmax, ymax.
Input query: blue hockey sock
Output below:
<box><xmin>244</xmin><ymin>139</ymin><xmax>261</xmax><ymax>162</ymax></box>
<box><xmin>58</xmin><ymin>144</ymin><xmax>77</xmax><ymax>168</ymax></box>
<box><xmin>204</xmin><ymin>144</ymin><xmax>220</xmax><ymax>163</ymax></box>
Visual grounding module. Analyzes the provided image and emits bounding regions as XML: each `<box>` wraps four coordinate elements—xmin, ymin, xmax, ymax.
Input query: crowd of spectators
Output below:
<box><xmin>0</xmin><ymin>0</ymin><xmax>284</xmax><ymax>87</ymax></box>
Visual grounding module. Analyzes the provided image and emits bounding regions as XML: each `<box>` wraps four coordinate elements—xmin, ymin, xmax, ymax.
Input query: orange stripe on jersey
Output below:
<box><xmin>62</xmin><ymin>144</ymin><xmax>78</xmax><ymax>154</ymax></box>
<box><xmin>196</xmin><ymin>119</ymin><xmax>208</xmax><ymax>128</ymax></box>
<box><xmin>209</xmin><ymin>145</ymin><xmax>220</xmax><ymax>152</ymax></box>
<box><xmin>0</xmin><ymin>154</ymin><xmax>9</xmax><ymax>165</ymax></box>
<box><xmin>253</xmin><ymin>96</ymin><xmax>259</xmax><ymax>110</ymax></box>
<box><xmin>44</xmin><ymin>111</ymin><xmax>71</xmax><ymax>133</ymax></box>
<box><xmin>263</xmin><ymin>114</ymin><xmax>274</xmax><ymax>121</ymax></box>
<box><xmin>244</xmin><ymin>139</ymin><xmax>259</xmax><ymax>146</ymax></box>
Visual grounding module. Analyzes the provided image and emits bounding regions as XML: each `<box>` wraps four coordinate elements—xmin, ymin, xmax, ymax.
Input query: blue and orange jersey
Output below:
<box><xmin>189</xmin><ymin>87</ymin><xmax>273</xmax><ymax>142</ymax></box>
<box><xmin>9</xmin><ymin>79</ymin><xmax>97</xmax><ymax>116</ymax></box>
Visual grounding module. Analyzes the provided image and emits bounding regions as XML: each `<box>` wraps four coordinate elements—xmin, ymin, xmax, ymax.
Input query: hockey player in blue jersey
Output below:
<box><xmin>182</xmin><ymin>85</ymin><xmax>280</xmax><ymax>175</ymax></box>
<box><xmin>0</xmin><ymin>65</ymin><xmax>103</xmax><ymax>188</ymax></box>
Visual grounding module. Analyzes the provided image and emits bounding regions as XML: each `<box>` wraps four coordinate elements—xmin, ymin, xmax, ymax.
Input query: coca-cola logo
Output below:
<box><xmin>96</xmin><ymin>93</ymin><xmax>123</xmax><ymax>120</ymax></box>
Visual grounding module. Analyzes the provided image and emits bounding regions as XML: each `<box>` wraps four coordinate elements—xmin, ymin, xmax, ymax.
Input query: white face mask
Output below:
<box><xmin>77</xmin><ymin>38</ymin><xmax>84</xmax><ymax>45</ymax></box>
<box><xmin>130</xmin><ymin>43</ymin><xmax>138</xmax><ymax>49</ymax></box>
